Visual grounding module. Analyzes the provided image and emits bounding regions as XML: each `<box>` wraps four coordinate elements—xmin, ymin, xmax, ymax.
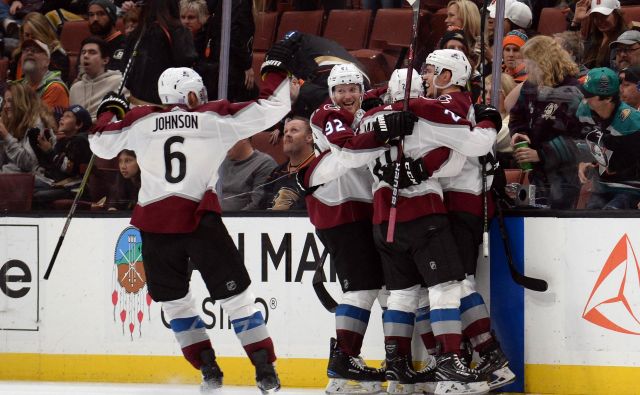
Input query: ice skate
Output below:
<box><xmin>413</xmin><ymin>355</ymin><xmax>437</xmax><ymax>395</ymax></box>
<box><xmin>199</xmin><ymin>349</ymin><xmax>223</xmax><ymax>393</ymax></box>
<box><xmin>383</xmin><ymin>341</ymin><xmax>416</xmax><ymax>395</ymax></box>
<box><xmin>325</xmin><ymin>338</ymin><xmax>384</xmax><ymax>394</ymax></box>
<box><xmin>251</xmin><ymin>349</ymin><xmax>281</xmax><ymax>394</ymax></box>
<box><xmin>434</xmin><ymin>353</ymin><xmax>489</xmax><ymax>395</ymax></box>
<box><xmin>474</xmin><ymin>342</ymin><xmax>515</xmax><ymax>391</ymax></box>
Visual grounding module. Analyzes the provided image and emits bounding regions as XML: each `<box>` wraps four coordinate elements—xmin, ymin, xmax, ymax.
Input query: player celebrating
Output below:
<box><xmin>88</xmin><ymin>41</ymin><xmax>294</xmax><ymax>394</ymax></box>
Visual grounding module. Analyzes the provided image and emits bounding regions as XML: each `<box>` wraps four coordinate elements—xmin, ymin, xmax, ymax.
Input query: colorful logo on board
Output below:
<box><xmin>582</xmin><ymin>234</ymin><xmax>640</xmax><ymax>335</ymax></box>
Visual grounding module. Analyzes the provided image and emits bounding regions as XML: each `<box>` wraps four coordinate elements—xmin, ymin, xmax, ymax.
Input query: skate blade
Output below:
<box><xmin>434</xmin><ymin>381</ymin><xmax>489</xmax><ymax>395</ymax></box>
<box><xmin>487</xmin><ymin>366</ymin><xmax>516</xmax><ymax>390</ymax></box>
<box><xmin>325</xmin><ymin>378</ymin><xmax>383</xmax><ymax>394</ymax></box>
<box><xmin>414</xmin><ymin>381</ymin><xmax>437</xmax><ymax>394</ymax></box>
<box><xmin>386</xmin><ymin>380</ymin><xmax>414</xmax><ymax>394</ymax></box>
<box><xmin>258</xmin><ymin>384</ymin><xmax>280</xmax><ymax>394</ymax></box>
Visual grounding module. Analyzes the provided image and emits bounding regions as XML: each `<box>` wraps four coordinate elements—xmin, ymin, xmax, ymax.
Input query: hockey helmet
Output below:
<box><xmin>158</xmin><ymin>67</ymin><xmax>208</xmax><ymax>105</ymax></box>
<box><xmin>327</xmin><ymin>63</ymin><xmax>365</xmax><ymax>105</ymax></box>
<box><xmin>424</xmin><ymin>49</ymin><xmax>471</xmax><ymax>89</ymax></box>
<box><xmin>387</xmin><ymin>68</ymin><xmax>424</xmax><ymax>103</ymax></box>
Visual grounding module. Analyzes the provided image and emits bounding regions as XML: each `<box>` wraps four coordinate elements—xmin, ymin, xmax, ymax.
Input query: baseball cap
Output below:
<box><xmin>488</xmin><ymin>0</ymin><xmax>514</xmax><ymax>18</ymax></box>
<box><xmin>581</xmin><ymin>67</ymin><xmax>620</xmax><ymax>97</ymax></box>
<box><xmin>21</xmin><ymin>39</ymin><xmax>50</xmax><ymax>58</ymax></box>
<box><xmin>610</xmin><ymin>30</ymin><xmax>640</xmax><ymax>49</ymax></box>
<box><xmin>620</xmin><ymin>65</ymin><xmax>640</xmax><ymax>83</ymax></box>
<box><xmin>67</xmin><ymin>105</ymin><xmax>93</xmax><ymax>133</ymax></box>
<box><xmin>503</xmin><ymin>30</ymin><xmax>528</xmax><ymax>49</ymax></box>
<box><xmin>439</xmin><ymin>29</ymin><xmax>468</xmax><ymax>50</ymax></box>
<box><xmin>506</xmin><ymin>1</ymin><xmax>532</xmax><ymax>28</ymax></box>
<box><xmin>589</xmin><ymin>0</ymin><xmax>620</xmax><ymax>16</ymax></box>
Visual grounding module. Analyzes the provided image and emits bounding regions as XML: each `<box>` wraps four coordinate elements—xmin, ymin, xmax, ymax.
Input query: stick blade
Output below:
<box><xmin>511</xmin><ymin>267</ymin><xmax>548</xmax><ymax>292</ymax></box>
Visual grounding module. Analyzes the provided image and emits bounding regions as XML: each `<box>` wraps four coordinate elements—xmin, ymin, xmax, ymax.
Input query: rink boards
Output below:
<box><xmin>1</xmin><ymin>214</ymin><xmax>640</xmax><ymax>394</ymax></box>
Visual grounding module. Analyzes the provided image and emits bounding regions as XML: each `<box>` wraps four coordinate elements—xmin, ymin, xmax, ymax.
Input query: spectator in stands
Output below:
<box><xmin>572</xmin><ymin>0</ymin><xmax>628</xmax><ymax>69</ymax></box>
<box><xmin>577</xmin><ymin>67</ymin><xmax>640</xmax><ymax>209</ymax></box>
<box><xmin>3</xmin><ymin>0</ymin><xmax>43</xmax><ymax>34</ymax></box>
<box><xmin>503</xmin><ymin>30</ymin><xmax>528</xmax><ymax>83</ymax></box>
<box><xmin>88</xmin><ymin>0</ymin><xmax>126</xmax><ymax>72</ymax></box>
<box><xmin>41</xmin><ymin>1</ymin><xmax>88</xmax><ymax>35</ymax></box>
<box><xmin>9</xmin><ymin>12</ymin><xmax>70</xmax><ymax>84</ymax></box>
<box><xmin>610</xmin><ymin>30</ymin><xmax>640</xmax><ymax>71</ymax></box>
<box><xmin>106</xmin><ymin>149</ymin><xmax>141</xmax><ymax>210</ymax></box>
<box><xmin>124</xmin><ymin>0</ymin><xmax>198</xmax><ymax>105</ymax></box>
<box><xmin>0</xmin><ymin>82</ymin><xmax>56</xmax><ymax>174</ymax></box>
<box><xmin>122</xmin><ymin>5</ymin><xmax>140</xmax><ymax>36</ymax></box>
<box><xmin>0</xmin><ymin>3</ymin><xmax>19</xmax><ymax>38</ymax></box>
<box><xmin>554</xmin><ymin>31</ymin><xmax>588</xmax><ymax>80</ymax></box>
<box><xmin>218</xmin><ymin>138</ymin><xmax>277</xmax><ymax>211</ymax></box>
<box><xmin>32</xmin><ymin>104</ymin><xmax>92</xmax><ymax>207</ymax></box>
<box><xmin>445</xmin><ymin>0</ymin><xmax>481</xmax><ymax>50</ymax></box>
<box><xmin>19</xmin><ymin>38</ymin><xmax>70</xmax><ymax>114</ymax></box>
<box><xmin>488</xmin><ymin>0</ymin><xmax>533</xmax><ymax>38</ymax></box>
<box><xmin>70</xmin><ymin>37</ymin><xmax>126</xmax><ymax>120</ymax></box>
<box><xmin>261</xmin><ymin>117</ymin><xmax>313</xmax><ymax>211</ymax></box>
<box><xmin>619</xmin><ymin>66</ymin><xmax>640</xmax><ymax>109</ymax></box>
<box><xmin>180</xmin><ymin>0</ymin><xmax>208</xmax><ymax>50</ymax></box>
<box><xmin>510</xmin><ymin>35</ymin><xmax>584</xmax><ymax>209</ymax></box>
<box><xmin>484</xmin><ymin>73</ymin><xmax>517</xmax><ymax>155</ymax></box>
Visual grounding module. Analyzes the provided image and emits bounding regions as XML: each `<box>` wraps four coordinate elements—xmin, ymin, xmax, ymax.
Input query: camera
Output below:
<box><xmin>515</xmin><ymin>184</ymin><xmax>536</xmax><ymax>207</ymax></box>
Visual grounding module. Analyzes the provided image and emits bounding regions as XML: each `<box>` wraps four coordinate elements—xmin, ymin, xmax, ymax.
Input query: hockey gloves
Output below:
<box><xmin>97</xmin><ymin>92</ymin><xmax>130</xmax><ymax>121</ymax></box>
<box><xmin>372</xmin><ymin>111</ymin><xmax>417</xmax><ymax>143</ymax></box>
<box><xmin>473</xmin><ymin>104</ymin><xmax>502</xmax><ymax>130</ymax></box>
<box><xmin>361</xmin><ymin>97</ymin><xmax>384</xmax><ymax>112</ymax></box>
<box><xmin>261</xmin><ymin>38</ymin><xmax>299</xmax><ymax>76</ymax></box>
<box><xmin>375</xmin><ymin>157</ymin><xmax>429</xmax><ymax>188</ymax></box>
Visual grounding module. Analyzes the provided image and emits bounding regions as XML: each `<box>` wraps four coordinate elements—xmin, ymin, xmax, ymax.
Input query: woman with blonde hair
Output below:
<box><xmin>508</xmin><ymin>35</ymin><xmax>584</xmax><ymax>209</ymax></box>
<box><xmin>0</xmin><ymin>82</ymin><xmax>56</xmax><ymax>174</ymax></box>
<box><xmin>445</xmin><ymin>0</ymin><xmax>481</xmax><ymax>49</ymax></box>
<box><xmin>9</xmin><ymin>12</ymin><xmax>70</xmax><ymax>84</ymax></box>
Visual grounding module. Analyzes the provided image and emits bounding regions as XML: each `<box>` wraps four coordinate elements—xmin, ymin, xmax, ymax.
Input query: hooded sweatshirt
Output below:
<box><xmin>70</xmin><ymin>69</ymin><xmax>127</xmax><ymax>120</ymax></box>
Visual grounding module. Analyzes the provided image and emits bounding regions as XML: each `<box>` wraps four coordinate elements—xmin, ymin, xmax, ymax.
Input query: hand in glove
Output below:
<box><xmin>260</xmin><ymin>37</ymin><xmax>299</xmax><ymax>76</ymax></box>
<box><xmin>473</xmin><ymin>104</ymin><xmax>502</xmax><ymax>130</ymax></box>
<box><xmin>376</xmin><ymin>157</ymin><xmax>429</xmax><ymax>188</ymax></box>
<box><xmin>361</xmin><ymin>97</ymin><xmax>384</xmax><ymax>112</ymax></box>
<box><xmin>372</xmin><ymin>111</ymin><xmax>417</xmax><ymax>143</ymax></box>
<box><xmin>97</xmin><ymin>92</ymin><xmax>130</xmax><ymax>120</ymax></box>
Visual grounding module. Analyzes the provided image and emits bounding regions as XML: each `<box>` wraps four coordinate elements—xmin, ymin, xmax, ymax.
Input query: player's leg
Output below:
<box><xmin>140</xmin><ymin>231</ymin><xmax>221</xmax><ymax>392</ymax></box>
<box><xmin>188</xmin><ymin>212</ymin><xmax>279</xmax><ymax>394</ymax></box>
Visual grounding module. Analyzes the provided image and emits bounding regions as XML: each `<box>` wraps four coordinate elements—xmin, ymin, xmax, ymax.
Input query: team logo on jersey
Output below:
<box><xmin>582</xmin><ymin>234</ymin><xmax>640</xmax><ymax>335</ymax></box>
<box><xmin>111</xmin><ymin>226</ymin><xmax>152</xmax><ymax>340</ymax></box>
<box><xmin>112</xmin><ymin>49</ymin><xmax>124</xmax><ymax>60</ymax></box>
<box><xmin>429</xmin><ymin>261</ymin><xmax>437</xmax><ymax>270</ymax></box>
<box><xmin>226</xmin><ymin>280</ymin><xmax>237</xmax><ymax>291</ymax></box>
<box><xmin>542</xmin><ymin>103</ymin><xmax>558</xmax><ymax>120</ymax></box>
<box><xmin>620</xmin><ymin>108</ymin><xmax>631</xmax><ymax>122</ymax></box>
<box><xmin>323</xmin><ymin>104</ymin><xmax>341</xmax><ymax>111</ymax></box>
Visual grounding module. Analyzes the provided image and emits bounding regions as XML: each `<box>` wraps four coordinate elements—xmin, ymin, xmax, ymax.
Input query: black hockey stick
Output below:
<box><xmin>312</xmin><ymin>249</ymin><xmax>338</xmax><ymax>313</ymax></box>
<box><xmin>494</xmin><ymin>201</ymin><xmax>548</xmax><ymax>292</ymax></box>
<box><xmin>386</xmin><ymin>0</ymin><xmax>421</xmax><ymax>242</ymax></box>
<box><xmin>44</xmin><ymin>28</ymin><xmax>145</xmax><ymax>280</ymax></box>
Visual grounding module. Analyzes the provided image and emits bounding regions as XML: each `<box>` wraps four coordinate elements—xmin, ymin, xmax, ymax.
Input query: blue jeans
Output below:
<box><xmin>586</xmin><ymin>191</ymin><xmax>639</xmax><ymax>210</ymax></box>
<box><xmin>0</xmin><ymin>2</ymin><xmax>10</xmax><ymax>22</ymax></box>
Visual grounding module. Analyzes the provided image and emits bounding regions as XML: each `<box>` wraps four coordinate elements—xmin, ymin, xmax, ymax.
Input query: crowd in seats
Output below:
<box><xmin>3</xmin><ymin>0</ymin><xmax>640</xmax><ymax>213</ymax></box>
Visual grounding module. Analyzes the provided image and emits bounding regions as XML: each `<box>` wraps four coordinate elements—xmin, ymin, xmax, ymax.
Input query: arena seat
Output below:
<box><xmin>622</xmin><ymin>5</ymin><xmax>640</xmax><ymax>24</ymax></box>
<box><xmin>254</xmin><ymin>12</ymin><xmax>279</xmax><ymax>51</ymax></box>
<box><xmin>323</xmin><ymin>9</ymin><xmax>372</xmax><ymax>51</ymax></box>
<box><xmin>0</xmin><ymin>173</ymin><xmax>34</xmax><ymax>211</ymax></box>
<box><xmin>251</xmin><ymin>131</ymin><xmax>288</xmax><ymax>165</ymax></box>
<box><xmin>276</xmin><ymin>10</ymin><xmax>324</xmax><ymax>41</ymax></box>
<box><xmin>427</xmin><ymin>8</ymin><xmax>448</xmax><ymax>51</ymax></box>
<box><xmin>0</xmin><ymin>57</ymin><xmax>9</xmax><ymax>81</ymax></box>
<box><xmin>60</xmin><ymin>20</ymin><xmax>91</xmax><ymax>56</ymax></box>
<box><xmin>537</xmin><ymin>7</ymin><xmax>568</xmax><ymax>36</ymax></box>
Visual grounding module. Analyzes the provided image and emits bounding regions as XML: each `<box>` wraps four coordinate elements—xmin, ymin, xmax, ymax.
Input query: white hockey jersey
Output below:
<box><xmin>89</xmin><ymin>72</ymin><xmax>291</xmax><ymax>233</ymax></box>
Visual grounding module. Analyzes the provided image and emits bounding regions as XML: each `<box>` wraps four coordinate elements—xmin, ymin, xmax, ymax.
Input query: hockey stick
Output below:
<box><xmin>494</xmin><ymin>200</ymin><xmax>548</xmax><ymax>292</ymax></box>
<box><xmin>386</xmin><ymin>0</ymin><xmax>421</xmax><ymax>242</ymax></box>
<box><xmin>44</xmin><ymin>29</ymin><xmax>145</xmax><ymax>280</ymax></box>
<box><xmin>312</xmin><ymin>249</ymin><xmax>338</xmax><ymax>313</ymax></box>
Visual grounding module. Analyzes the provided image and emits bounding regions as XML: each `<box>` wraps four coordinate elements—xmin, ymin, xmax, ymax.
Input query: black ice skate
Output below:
<box><xmin>199</xmin><ymin>349</ymin><xmax>223</xmax><ymax>393</ymax></box>
<box><xmin>325</xmin><ymin>337</ymin><xmax>384</xmax><ymax>394</ymax></box>
<box><xmin>434</xmin><ymin>352</ymin><xmax>489</xmax><ymax>395</ymax></box>
<box><xmin>384</xmin><ymin>340</ymin><xmax>416</xmax><ymax>395</ymax></box>
<box><xmin>251</xmin><ymin>349</ymin><xmax>281</xmax><ymax>394</ymax></box>
<box><xmin>474</xmin><ymin>342</ymin><xmax>516</xmax><ymax>391</ymax></box>
<box><xmin>413</xmin><ymin>355</ymin><xmax>437</xmax><ymax>395</ymax></box>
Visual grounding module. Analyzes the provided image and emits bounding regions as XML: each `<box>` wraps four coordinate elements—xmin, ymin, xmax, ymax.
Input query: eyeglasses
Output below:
<box><xmin>617</xmin><ymin>46</ymin><xmax>640</xmax><ymax>55</ymax></box>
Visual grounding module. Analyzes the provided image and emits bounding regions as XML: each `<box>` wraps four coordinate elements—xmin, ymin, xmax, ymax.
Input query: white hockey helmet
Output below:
<box><xmin>387</xmin><ymin>68</ymin><xmax>424</xmax><ymax>102</ymax></box>
<box><xmin>327</xmin><ymin>63</ymin><xmax>365</xmax><ymax>105</ymax></box>
<box><xmin>424</xmin><ymin>49</ymin><xmax>471</xmax><ymax>89</ymax></box>
<box><xmin>158</xmin><ymin>67</ymin><xmax>208</xmax><ymax>105</ymax></box>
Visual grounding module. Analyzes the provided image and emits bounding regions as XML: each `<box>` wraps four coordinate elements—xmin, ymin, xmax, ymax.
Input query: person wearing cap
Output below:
<box><xmin>70</xmin><ymin>36</ymin><xmax>128</xmax><ymax>121</ymax></box>
<box><xmin>87</xmin><ymin>0</ymin><xmax>126</xmax><ymax>72</ymax></box>
<box><xmin>611</xmin><ymin>30</ymin><xmax>640</xmax><ymax>71</ymax></box>
<box><xmin>577</xmin><ymin>67</ymin><xmax>640</xmax><ymax>209</ymax></box>
<box><xmin>502</xmin><ymin>30</ymin><xmax>528</xmax><ymax>83</ymax></box>
<box><xmin>18</xmin><ymin>38</ymin><xmax>70</xmax><ymax>114</ymax></box>
<box><xmin>488</xmin><ymin>0</ymin><xmax>533</xmax><ymax>38</ymax></box>
<box><xmin>619</xmin><ymin>66</ymin><xmax>640</xmax><ymax>109</ymax></box>
<box><xmin>573</xmin><ymin>0</ymin><xmax>628</xmax><ymax>69</ymax></box>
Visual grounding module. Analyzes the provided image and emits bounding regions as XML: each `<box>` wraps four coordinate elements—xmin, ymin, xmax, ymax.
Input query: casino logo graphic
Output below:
<box><xmin>112</xmin><ymin>226</ymin><xmax>152</xmax><ymax>340</ymax></box>
<box><xmin>582</xmin><ymin>234</ymin><xmax>640</xmax><ymax>335</ymax></box>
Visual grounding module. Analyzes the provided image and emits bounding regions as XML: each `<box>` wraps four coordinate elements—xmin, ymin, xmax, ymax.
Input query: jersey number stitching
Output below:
<box><xmin>164</xmin><ymin>136</ymin><xmax>187</xmax><ymax>183</ymax></box>
<box><xmin>324</xmin><ymin>119</ymin><xmax>346</xmax><ymax>135</ymax></box>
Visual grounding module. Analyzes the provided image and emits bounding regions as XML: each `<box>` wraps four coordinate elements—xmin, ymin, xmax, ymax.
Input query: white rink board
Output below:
<box><xmin>0</xmin><ymin>216</ymin><xmax>385</xmax><ymax>360</ymax></box>
<box><xmin>524</xmin><ymin>217</ymin><xmax>640</xmax><ymax>367</ymax></box>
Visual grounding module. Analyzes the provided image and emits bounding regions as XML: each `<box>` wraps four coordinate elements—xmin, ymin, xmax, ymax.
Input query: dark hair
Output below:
<box><xmin>132</xmin><ymin>0</ymin><xmax>181</xmax><ymax>39</ymax></box>
<box><xmin>81</xmin><ymin>36</ymin><xmax>110</xmax><ymax>59</ymax></box>
<box><xmin>118</xmin><ymin>149</ymin><xmax>137</xmax><ymax>158</ymax></box>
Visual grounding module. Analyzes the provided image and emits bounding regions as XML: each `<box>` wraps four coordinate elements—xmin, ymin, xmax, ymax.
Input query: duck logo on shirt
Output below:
<box><xmin>542</xmin><ymin>103</ymin><xmax>558</xmax><ymax>120</ymax></box>
<box><xmin>620</xmin><ymin>108</ymin><xmax>631</xmax><ymax>122</ymax></box>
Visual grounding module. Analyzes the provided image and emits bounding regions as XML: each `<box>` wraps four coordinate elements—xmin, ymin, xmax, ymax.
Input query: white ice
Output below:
<box><xmin>0</xmin><ymin>381</ymin><xmax>325</xmax><ymax>395</ymax></box>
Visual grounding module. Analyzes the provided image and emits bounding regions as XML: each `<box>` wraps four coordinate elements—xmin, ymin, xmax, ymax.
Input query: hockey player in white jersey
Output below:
<box><xmin>88</xmin><ymin>41</ymin><xmax>295</xmax><ymax>394</ymax></box>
